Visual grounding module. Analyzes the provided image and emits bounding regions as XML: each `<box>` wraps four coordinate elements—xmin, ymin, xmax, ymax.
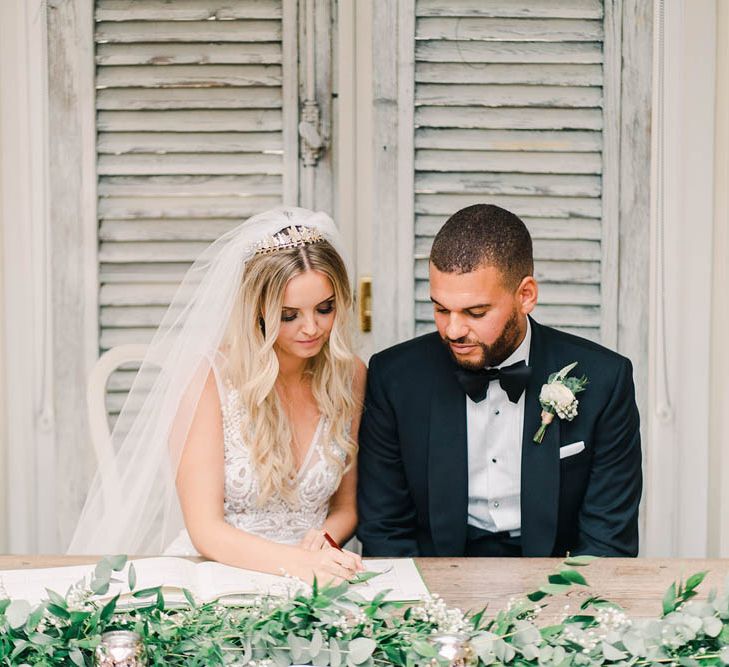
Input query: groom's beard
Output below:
<box><xmin>442</xmin><ymin>308</ymin><xmax>521</xmax><ymax>371</ymax></box>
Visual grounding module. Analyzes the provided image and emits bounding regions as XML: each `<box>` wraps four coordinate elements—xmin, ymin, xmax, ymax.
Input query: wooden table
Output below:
<box><xmin>416</xmin><ymin>558</ymin><xmax>729</xmax><ymax>618</ymax></box>
<box><xmin>2</xmin><ymin>556</ymin><xmax>728</xmax><ymax>619</ymax></box>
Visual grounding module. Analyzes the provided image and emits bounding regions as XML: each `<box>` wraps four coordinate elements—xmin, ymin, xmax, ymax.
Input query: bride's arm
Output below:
<box><xmin>176</xmin><ymin>369</ymin><xmax>359</xmax><ymax>583</ymax></box>
<box><xmin>320</xmin><ymin>357</ymin><xmax>367</xmax><ymax>545</ymax></box>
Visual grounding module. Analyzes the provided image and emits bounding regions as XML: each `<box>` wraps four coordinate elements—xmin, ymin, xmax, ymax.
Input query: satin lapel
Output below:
<box><xmin>428</xmin><ymin>365</ymin><xmax>468</xmax><ymax>556</ymax></box>
<box><xmin>520</xmin><ymin>319</ymin><xmax>560</xmax><ymax>556</ymax></box>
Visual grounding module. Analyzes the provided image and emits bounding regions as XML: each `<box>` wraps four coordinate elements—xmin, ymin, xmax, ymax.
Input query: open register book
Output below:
<box><xmin>0</xmin><ymin>557</ymin><xmax>429</xmax><ymax>607</ymax></box>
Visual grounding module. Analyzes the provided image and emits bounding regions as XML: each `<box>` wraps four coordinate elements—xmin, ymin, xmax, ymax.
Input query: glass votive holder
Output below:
<box><xmin>427</xmin><ymin>632</ymin><xmax>476</xmax><ymax>666</ymax></box>
<box><xmin>95</xmin><ymin>630</ymin><xmax>146</xmax><ymax>667</ymax></box>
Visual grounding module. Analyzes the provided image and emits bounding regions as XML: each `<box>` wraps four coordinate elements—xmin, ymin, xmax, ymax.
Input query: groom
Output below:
<box><xmin>357</xmin><ymin>204</ymin><xmax>642</xmax><ymax>557</ymax></box>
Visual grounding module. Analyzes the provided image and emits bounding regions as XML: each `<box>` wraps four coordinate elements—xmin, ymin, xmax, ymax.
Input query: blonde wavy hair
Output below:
<box><xmin>222</xmin><ymin>233</ymin><xmax>358</xmax><ymax>505</ymax></box>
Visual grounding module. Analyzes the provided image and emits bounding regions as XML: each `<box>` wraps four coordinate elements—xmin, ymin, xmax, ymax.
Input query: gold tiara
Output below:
<box><xmin>251</xmin><ymin>225</ymin><xmax>325</xmax><ymax>255</ymax></box>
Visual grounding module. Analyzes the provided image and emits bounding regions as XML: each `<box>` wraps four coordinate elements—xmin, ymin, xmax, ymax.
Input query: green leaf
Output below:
<box><xmin>527</xmin><ymin>590</ymin><xmax>548</xmax><ymax>602</ymax></box>
<box><xmin>540</xmin><ymin>625</ymin><xmax>566</xmax><ymax>640</ymax></box>
<box><xmin>562</xmin><ymin>614</ymin><xmax>596</xmax><ymax>626</ymax></box>
<box><xmin>90</xmin><ymin>576</ymin><xmax>110</xmax><ymax>596</ymax></box>
<box><xmin>560</xmin><ymin>569</ymin><xmax>588</xmax><ymax>586</ymax></box>
<box><xmin>323</xmin><ymin>580</ymin><xmax>350</xmax><ymax>599</ymax></box>
<box><xmin>26</xmin><ymin>602</ymin><xmax>46</xmax><ymax>630</ymax></box>
<box><xmin>348</xmin><ymin>637</ymin><xmax>376</xmax><ymax>664</ymax></box>
<box><xmin>100</xmin><ymin>594</ymin><xmax>119</xmax><ymax>622</ymax></box>
<box><xmin>622</xmin><ymin>631</ymin><xmax>646</xmax><ymax>657</ymax></box>
<box><xmin>521</xmin><ymin>644</ymin><xmax>540</xmax><ymax>661</ymax></box>
<box><xmin>564</xmin><ymin>555</ymin><xmax>598</xmax><ymax>567</ymax></box>
<box><xmin>9</xmin><ymin>639</ymin><xmax>29</xmax><ymax>659</ymax></box>
<box><xmin>703</xmin><ymin>616</ymin><xmax>722</xmax><ymax>637</ymax></box>
<box><xmin>310</xmin><ymin>629</ymin><xmax>324</xmax><ymax>657</ymax></box>
<box><xmin>471</xmin><ymin>608</ymin><xmax>486</xmax><ymax>629</ymax></box>
<box><xmin>128</xmin><ymin>562</ymin><xmax>136</xmax><ymax>590</ymax></box>
<box><xmin>46</xmin><ymin>603</ymin><xmax>71</xmax><ymax>620</ymax></box>
<box><xmin>69</xmin><ymin>610</ymin><xmax>92</xmax><ymax>624</ymax></box>
<box><xmin>45</xmin><ymin>588</ymin><xmax>67</xmax><ymax>608</ymax></box>
<box><xmin>539</xmin><ymin>583</ymin><xmax>573</xmax><ymax>595</ymax></box>
<box><xmin>349</xmin><ymin>570</ymin><xmax>381</xmax><ymax>585</ymax></box>
<box><xmin>662</xmin><ymin>581</ymin><xmax>677</xmax><ymax>615</ymax></box>
<box><xmin>94</xmin><ymin>559</ymin><xmax>112</xmax><ymax>582</ymax></box>
<box><xmin>686</xmin><ymin>571</ymin><xmax>708</xmax><ymax>592</ymax></box>
<box><xmin>182</xmin><ymin>588</ymin><xmax>196</xmax><ymax>608</ymax></box>
<box><xmin>106</xmin><ymin>554</ymin><xmax>127</xmax><ymax>571</ymax></box>
<box><xmin>601</xmin><ymin>642</ymin><xmax>627</xmax><ymax>661</ymax></box>
<box><xmin>557</xmin><ymin>362</ymin><xmax>579</xmax><ymax>378</ymax></box>
<box><xmin>548</xmin><ymin>573</ymin><xmax>571</xmax><ymax>585</ymax></box>
<box><xmin>330</xmin><ymin>638</ymin><xmax>342</xmax><ymax>667</ymax></box>
<box><xmin>5</xmin><ymin>600</ymin><xmax>31</xmax><ymax>628</ymax></box>
<box><xmin>679</xmin><ymin>658</ymin><xmax>700</xmax><ymax>667</ymax></box>
<box><xmin>132</xmin><ymin>586</ymin><xmax>162</xmax><ymax>599</ymax></box>
<box><xmin>69</xmin><ymin>647</ymin><xmax>85</xmax><ymax>667</ymax></box>
<box><xmin>411</xmin><ymin>639</ymin><xmax>437</xmax><ymax>658</ymax></box>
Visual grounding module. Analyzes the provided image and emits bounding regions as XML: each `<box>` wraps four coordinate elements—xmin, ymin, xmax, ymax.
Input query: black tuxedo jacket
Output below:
<box><xmin>356</xmin><ymin>318</ymin><xmax>642</xmax><ymax>557</ymax></box>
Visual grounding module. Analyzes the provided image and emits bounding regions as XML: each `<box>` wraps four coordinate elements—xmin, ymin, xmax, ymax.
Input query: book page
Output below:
<box><xmin>354</xmin><ymin>559</ymin><xmax>430</xmax><ymax>602</ymax></box>
<box><xmin>126</xmin><ymin>557</ymin><xmax>198</xmax><ymax>596</ymax></box>
<box><xmin>0</xmin><ymin>563</ymin><xmax>97</xmax><ymax>605</ymax></box>
<box><xmin>195</xmin><ymin>561</ymin><xmax>303</xmax><ymax>602</ymax></box>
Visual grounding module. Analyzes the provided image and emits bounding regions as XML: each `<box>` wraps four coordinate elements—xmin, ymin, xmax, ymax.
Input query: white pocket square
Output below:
<box><xmin>559</xmin><ymin>441</ymin><xmax>585</xmax><ymax>459</ymax></box>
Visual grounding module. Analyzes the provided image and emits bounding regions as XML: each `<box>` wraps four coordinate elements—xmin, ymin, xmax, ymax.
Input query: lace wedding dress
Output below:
<box><xmin>164</xmin><ymin>380</ymin><xmax>346</xmax><ymax>556</ymax></box>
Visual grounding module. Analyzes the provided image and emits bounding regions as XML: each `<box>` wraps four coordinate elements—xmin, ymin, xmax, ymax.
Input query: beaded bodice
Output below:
<box><xmin>220</xmin><ymin>383</ymin><xmax>345</xmax><ymax>545</ymax></box>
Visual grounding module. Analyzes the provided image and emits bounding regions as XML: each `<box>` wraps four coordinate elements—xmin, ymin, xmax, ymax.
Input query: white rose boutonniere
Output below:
<box><xmin>533</xmin><ymin>362</ymin><xmax>588</xmax><ymax>444</ymax></box>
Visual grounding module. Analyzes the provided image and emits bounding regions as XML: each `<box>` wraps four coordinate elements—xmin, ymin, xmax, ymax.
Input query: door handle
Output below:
<box><xmin>359</xmin><ymin>277</ymin><xmax>372</xmax><ymax>332</ymax></box>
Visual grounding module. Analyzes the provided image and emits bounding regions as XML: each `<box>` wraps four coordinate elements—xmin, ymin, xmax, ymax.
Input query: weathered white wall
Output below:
<box><xmin>708</xmin><ymin>0</ymin><xmax>729</xmax><ymax>557</ymax></box>
<box><xmin>0</xmin><ymin>100</ymin><xmax>6</xmax><ymax>552</ymax></box>
<box><xmin>644</xmin><ymin>0</ymin><xmax>717</xmax><ymax>557</ymax></box>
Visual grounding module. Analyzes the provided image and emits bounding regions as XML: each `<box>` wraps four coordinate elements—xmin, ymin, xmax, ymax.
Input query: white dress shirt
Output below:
<box><xmin>466</xmin><ymin>319</ymin><xmax>532</xmax><ymax>535</ymax></box>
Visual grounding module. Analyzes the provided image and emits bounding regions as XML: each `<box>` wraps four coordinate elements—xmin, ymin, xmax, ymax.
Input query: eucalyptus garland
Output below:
<box><xmin>1</xmin><ymin>555</ymin><xmax>729</xmax><ymax>667</ymax></box>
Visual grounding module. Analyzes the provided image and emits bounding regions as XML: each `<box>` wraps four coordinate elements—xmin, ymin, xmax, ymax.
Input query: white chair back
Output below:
<box><xmin>87</xmin><ymin>344</ymin><xmax>149</xmax><ymax>504</ymax></box>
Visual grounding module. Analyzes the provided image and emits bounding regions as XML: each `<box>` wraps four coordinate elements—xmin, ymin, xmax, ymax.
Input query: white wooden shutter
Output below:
<box><xmin>94</xmin><ymin>0</ymin><xmax>293</xmax><ymax>415</ymax></box>
<box><xmin>412</xmin><ymin>0</ymin><xmax>613</xmax><ymax>343</ymax></box>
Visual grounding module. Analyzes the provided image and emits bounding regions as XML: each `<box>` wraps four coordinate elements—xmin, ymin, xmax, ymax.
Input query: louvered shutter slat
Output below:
<box><xmin>98</xmin><ymin>175</ymin><xmax>282</xmax><ymax>196</ymax></box>
<box><xmin>97</xmin><ymin>110</ymin><xmax>283</xmax><ymax>132</ymax></box>
<box><xmin>95</xmin><ymin>0</ymin><xmax>282</xmax><ymax>21</ymax></box>
<box><xmin>96</xmin><ymin>42</ymin><xmax>283</xmax><ymax>65</ymax></box>
<box><xmin>416</xmin><ymin>18</ymin><xmax>604</xmax><ymax>41</ymax></box>
<box><xmin>415</xmin><ymin>129</ymin><xmax>601</xmax><ymax>152</ymax></box>
<box><xmin>415</xmin><ymin>0</ymin><xmax>603</xmax><ymax>18</ymax></box>
<box><xmin>96</xmin><ymin>21</ymin><xmax>281</xmax><ymax>43</ymax></box>
<box><xmin>416</xmin><ymin>41</ymin><xmax>602</xmax><ymax>64</ymax></box>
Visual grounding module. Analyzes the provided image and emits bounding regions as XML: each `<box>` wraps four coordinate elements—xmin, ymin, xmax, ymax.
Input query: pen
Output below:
<box><xmin>323</xmin><ymin>531</ymin><xmax>343</xmax><ymax>551</ymax></box>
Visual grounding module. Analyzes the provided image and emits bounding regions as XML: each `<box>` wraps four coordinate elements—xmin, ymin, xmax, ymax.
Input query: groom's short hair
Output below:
<box><xmin>430</xmin><ymin>204</ymin><xmax>534</xmax><ymax>289</ymax></box>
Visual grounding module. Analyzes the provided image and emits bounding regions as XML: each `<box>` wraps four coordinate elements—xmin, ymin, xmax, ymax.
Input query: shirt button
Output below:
<box><xmin>492</xmin><ymin>458</ymin><xmax>497</xmax><ymax>463</ymax></box>
<box><xmin>494</xmin><ymin>409</ymin><xmax>500</xmax><ymax>415</ymax></box>
<box><xmin>493</xmin><ymin>501</ymin><xmax>500</xmax><ymax>508</ymax></box>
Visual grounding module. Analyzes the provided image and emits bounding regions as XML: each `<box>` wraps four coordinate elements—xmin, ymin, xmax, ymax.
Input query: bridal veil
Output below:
<box><xmin>68</xmin><ymin>207</ymin><xmax>350</xmax><ymax>554</ymax></box>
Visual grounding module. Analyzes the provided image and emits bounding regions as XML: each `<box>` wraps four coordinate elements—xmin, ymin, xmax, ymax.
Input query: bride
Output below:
<box><xmin>68</xmin><ymin>207</ymin><xmax>365</xmax><ymax>584</ymax></box>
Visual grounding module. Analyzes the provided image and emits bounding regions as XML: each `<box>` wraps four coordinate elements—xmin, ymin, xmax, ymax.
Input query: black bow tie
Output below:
<box><xmin>454</xmin><ymin>360</ymin><xmax>531</xmax><ymax>404</ymax></box>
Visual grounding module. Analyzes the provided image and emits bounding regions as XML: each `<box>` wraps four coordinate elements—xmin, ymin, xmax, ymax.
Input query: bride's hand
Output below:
<box><xmin>292</xmin><ymin>546</ymin><xmax>364</xmax><ymax>585</ymax></box>
<box><xmin>299</xmin><ymin>528</ymin><xmax>328</xmax><ymax>551</ymax></box>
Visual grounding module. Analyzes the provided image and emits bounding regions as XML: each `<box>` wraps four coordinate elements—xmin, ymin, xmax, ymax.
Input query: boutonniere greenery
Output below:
<box><xmin>533</xmin><ymin>362</ymin><xmax>588</xmax><ymax>444</ymax></box>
